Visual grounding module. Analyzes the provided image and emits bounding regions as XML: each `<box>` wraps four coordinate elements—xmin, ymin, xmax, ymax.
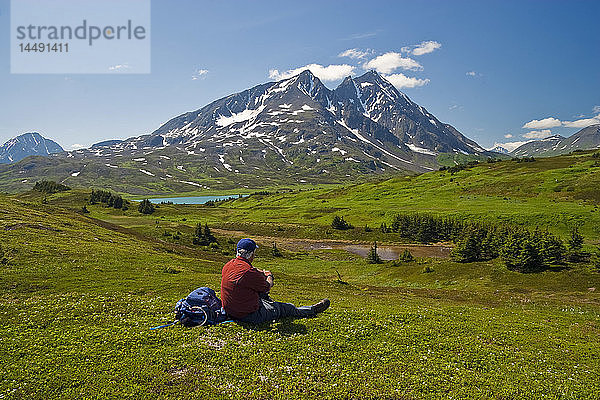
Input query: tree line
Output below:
<box><xmin>377</xmin><ymin>213</ymin><xmax>585</xmax><ymax>272</ymax></box>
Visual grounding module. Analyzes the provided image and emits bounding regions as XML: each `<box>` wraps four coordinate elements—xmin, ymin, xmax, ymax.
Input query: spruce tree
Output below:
<box><xmin>138</xmin><ymin>199</ymin><xmax>155</xmax><ymax>214</ymax></box>
<box><xmin>538</xmin><ymin>231</ymin><xmax>565</xmax><ymax>265</ymax></box>
<box><xmin>367</xmin><ymin>242</ymin><xmax>382</xmax><ymax>264</ymax></box>
<box><xmin>271</xmin><ymin>243</ymin><xmax>283</xmax><ymax>257</ymax></box>
<box><xmin>451</xmin><ymin>228</ymin><xmax>481</xmax><ymax>263</ymax></box>
<box><xmin>567</xmin><ymin>226</ymin><xmax>585</xmax><ymax>262</ymax></box>
<box><xmin>398</xmin><ymin>249</ymin><xmax>414</xmax><ymax>262</ymax></box>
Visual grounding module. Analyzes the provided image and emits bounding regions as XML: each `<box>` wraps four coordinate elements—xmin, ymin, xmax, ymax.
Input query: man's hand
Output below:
<box><xmin>264</xmin><ymin>271</ymin><xmax>274</xmax><ymax>288</ymax></box>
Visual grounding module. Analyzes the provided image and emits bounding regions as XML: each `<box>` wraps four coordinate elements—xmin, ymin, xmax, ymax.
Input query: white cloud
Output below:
<box><xmin>384</xmin><ymin>73</ymin><xmax>430</xmax><ymax>89</ymax></box>
<box><xmin>504</xmin><ymin>133</ymin><xmax>513</xmax><ymax>138</ymax></box>
<box><xmin>268</xmin><ymin>64</ymin><xmax>355</xmax><ymax>82</ymax></box>
<box><xmin>562</xmin><ymin>115</ymin><xmax>600</xmax><ymax>128</ymax></box>
<box><xmin>493</xmin><ymin>141</ymin><xmax>532</xmax><ymax>152</ymax></box>
<box><xmin>69</xmin><ymin>143</ymin><xmax>87</xmax><ymax>150</ymax></box>
<box><xmin>523</xmin><ymin>112</ymin><xmax>600</xmax><ymax>130</ymax></box>
<box><xmin>522</xmin><ymin>117</ymin><xmax>562</xmax><ymax>129</ymax></box>
<box><xmin>594</xmin><ymin>105</ymin><xmax>600</xmax><ymax>114</ymax></box>
<box><xmin>192</xmin><ymin>69</ymin><xmax>209</xmax><ymax>80</ymax></box>
<box><xmin>108</xmin><ymin>64</ymin><xmax>130</xmax><ymax>71</ymax></box>
<box><xmin>523</xmin><ymin>129</ymin><xmax>553</xmax><ymax>139</ymax></box>
<box><xmin>338</xmin><ymin>48</ymin><xmax>371</xmax><ymax>59</ymax></box>
<box><xmin>346</xmin><ymin>32</ymin><xmax>377</xmax><ymax>40</ymax></box>
<box><xmin>466</xmin><ymin>71</ymin><xmax>477</xmax><ymax>77</ymax></box>
<box><xmin>412</xmin><ymin>41</ymin><xmax>441</xmax><ymax>56</ymax></box>
<box><xmin>363</xmin><ymin>52</ymin><xmax>423</xmax><ymax>74</ymax></box>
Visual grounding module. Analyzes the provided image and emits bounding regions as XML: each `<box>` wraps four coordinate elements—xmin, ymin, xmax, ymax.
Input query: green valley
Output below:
<box><xmin>1</xmin><ymin>151</ymin><xmax>599</xmax><ymax>399</ymax></box>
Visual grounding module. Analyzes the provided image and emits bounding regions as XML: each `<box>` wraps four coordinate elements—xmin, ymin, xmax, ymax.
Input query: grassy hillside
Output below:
<box><xmin>2</xmin><ymin>151</ymin><xmax>600</xmax><ymax>398</ymax></box>
<box><xmin>91</xmin><ymin>150</ymin><xmax>599</xmax><ymax>244</ymax></box>
<box><xmin>2</xmin><ymin>175</ymin><xmax>600</xmax><ymax>398</ymax></box>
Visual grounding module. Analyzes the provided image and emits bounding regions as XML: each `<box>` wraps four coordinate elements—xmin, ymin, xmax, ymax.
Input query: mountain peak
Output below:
<box><xmin>0</xmin><ymin>132</ymin><xmax>63</xmax><ymax>164</ymax></box>
<box><xmin>296</xmin><ymin>69</ymin><xmax>315</xmax><ymax>79</ymax></box>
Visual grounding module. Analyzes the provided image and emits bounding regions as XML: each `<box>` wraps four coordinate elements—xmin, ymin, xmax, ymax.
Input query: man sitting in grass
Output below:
<box><xmin>221</xmin><ymin>238</ymin><xmax>330</xmax><ymax>324</ymax></box>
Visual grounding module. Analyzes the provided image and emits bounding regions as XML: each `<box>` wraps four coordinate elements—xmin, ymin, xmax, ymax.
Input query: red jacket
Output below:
<box><xmin>221</xmin><ymin>257</ymin><xmax>269</xmax><ymax>318</ymax></box>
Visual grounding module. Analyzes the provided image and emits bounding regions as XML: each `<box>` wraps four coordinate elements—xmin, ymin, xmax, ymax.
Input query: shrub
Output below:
<box><xmin>422</xmin><ymin>266</ymin><xmax>434</xmax><ymax>273</ymax></box>
<box><xmin>138</xmin><ymin>199</ymin><xmax>155</xmax><ymax>215</ymax></box>
<box><xmin>331</xmin><ymin>216</ymin><xmax>353</xmax><ymax>230</ymax></box>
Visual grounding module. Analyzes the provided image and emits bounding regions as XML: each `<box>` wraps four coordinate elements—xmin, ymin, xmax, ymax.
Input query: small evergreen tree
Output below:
<box><xmin>538</xmin><ymin>230</ymin><xmax>566</xmax><ymax>265</ymax></box>
<box><xmin>568</xmin><ymin>227</ymin><xmax>584</xmax><ymax>253</ymax></box>
<box><xmin>480</xmin><ymin>229</ymin><xmax>500</xmax><ymax>260</ymax></box>
<box><xmin>193</xmin><ymin>222</ymin><xmax>217</xmax><ymax>246</ymax></box>
<box><xmin>0</xmin><ymin>245</ymin><xmax>7</xmax><ymax>265</ymax></box>
<box><xmin>398</xmin><ymin>249</ymin><xmax>414</xmax><ymax>262</ymax></box>
<box><xmin>501</xmin><ymin>231</ymin><xmax>543</xmax><ymax>273</ymax></box>
<box><xmin>451</xmin><ymin>228</ymin><xmax>481</xmax><ymax>263</ymax></box>
<box><xmin>138</xmin><ymin>199</ymin><xmax>155</xmax><ymax>214</ymax></box>
<box><xmin>271</xmin><ymin>242</ymin><xmax>283</xmax><ymax>257</ymax></box>
<box><xmin>567</xmin><ymin>226</ymin><xmax>586</xmax><ymax>262</ymax></box>
<box><xmin>81</xmin><ymin>205</ymin><xmax>89</xmax><ymax>214</ymax></box>
<box><xmin>331</xmin><ymin>215</ymin><xmax>353</xmax><ymax>230</ymax></box>
<box><xmin>367</xmin><ymin>242</ymin><xmax>382</xmax><ymax>264</ymax></box>
<box><xmin>592</xmin><ymin>247</ymin><xmax>600</xmax><ymax>271</ymax></box>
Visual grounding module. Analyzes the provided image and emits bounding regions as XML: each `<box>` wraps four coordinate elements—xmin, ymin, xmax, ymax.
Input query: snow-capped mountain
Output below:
<box><xmin>0</xmin><ymin>132</ymin><xmax>63</xmax><ymax>164</ymax></box>
<box><xmin>135</xmin><ymin>70</ymin><xmax>487</xmax><ymax>170</ymax></box>
<box><xmin>489</xmin><ymin>145</ymin><xmax>510</xmax><ymax>154</ymax></box>
<box><xmin>512</xmin><ymin>126</ymin><xmax>600</xmax><ymax>157</ymax></box>
<box><xmin>0</xmin><ymin>71</ymin><xmax>493</xmax><ymax>193</ymax></box>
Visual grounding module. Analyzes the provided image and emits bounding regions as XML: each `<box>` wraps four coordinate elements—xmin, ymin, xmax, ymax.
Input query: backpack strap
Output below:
<box><xmin>150</xmin><ymin>320</ymin><xmax>179</xmax><ymax>330</ymax></box>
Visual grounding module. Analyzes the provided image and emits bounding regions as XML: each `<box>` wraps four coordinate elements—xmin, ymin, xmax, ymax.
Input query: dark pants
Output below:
<box><xmin>238</xmin><ymin>294</ymin><xmax>315</xmax><ymax>324</ymax></box>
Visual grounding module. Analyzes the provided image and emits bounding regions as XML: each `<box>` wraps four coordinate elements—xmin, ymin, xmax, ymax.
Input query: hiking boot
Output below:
<box><xmin>313</xmin><ymin>298</ymin><xmax>330</xmax><ymax>314</ymax></box>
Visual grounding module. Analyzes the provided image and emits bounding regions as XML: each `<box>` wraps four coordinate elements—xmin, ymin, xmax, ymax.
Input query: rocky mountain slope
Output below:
<box><xmin>0</xmin><ymin>132</ymin><xmax>63</xmax><ymax>164</ymax></box>
<box><xmin>0</xmin><ymin>71</ymin><xmax>493</xmax><ymax>194</ymax></box>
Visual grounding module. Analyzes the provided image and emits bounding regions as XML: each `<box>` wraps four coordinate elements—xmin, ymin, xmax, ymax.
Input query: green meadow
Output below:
<box><xmin>1</xmin><ymin>152</ymin><xmax>600</xmax><ymax>399</ymax></box>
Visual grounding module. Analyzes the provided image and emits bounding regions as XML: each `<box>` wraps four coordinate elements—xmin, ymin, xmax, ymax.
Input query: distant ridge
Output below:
<box><xmin>512</xmin><ymin>125</ymin><xmax>600</xmax><ymax>157</ymax></box>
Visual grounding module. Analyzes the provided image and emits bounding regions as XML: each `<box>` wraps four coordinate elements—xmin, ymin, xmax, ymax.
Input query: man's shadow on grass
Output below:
<box><xmin>236</xmin><ymin>318</ymin><xmax>308</xmax><ymax>336</ymax></box>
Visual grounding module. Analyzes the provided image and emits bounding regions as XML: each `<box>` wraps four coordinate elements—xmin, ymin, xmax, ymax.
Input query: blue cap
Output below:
<box><xmin>237</xmin><ymin>238</ymin><xmax>258</xmax><ymax>252</ymax></box>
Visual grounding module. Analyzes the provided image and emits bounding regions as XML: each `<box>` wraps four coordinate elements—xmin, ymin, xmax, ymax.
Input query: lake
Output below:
<box><xmin>147</xmin><ymin>195</ymin><xmax>239</xmax><ymax>204</ymax></box>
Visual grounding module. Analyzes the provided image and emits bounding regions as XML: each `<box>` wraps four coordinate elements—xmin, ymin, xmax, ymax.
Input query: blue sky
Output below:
<box><xmin>0</xmin><ymin>0</ymin><xmax>598</xmax><ymax>151</ymax></box>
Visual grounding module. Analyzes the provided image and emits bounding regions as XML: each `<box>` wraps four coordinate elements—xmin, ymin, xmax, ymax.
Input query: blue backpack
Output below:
<box><xmin>151</xmin><ymin>287</ymin><xmax>230</xmax><ymax>330</ymax></box>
